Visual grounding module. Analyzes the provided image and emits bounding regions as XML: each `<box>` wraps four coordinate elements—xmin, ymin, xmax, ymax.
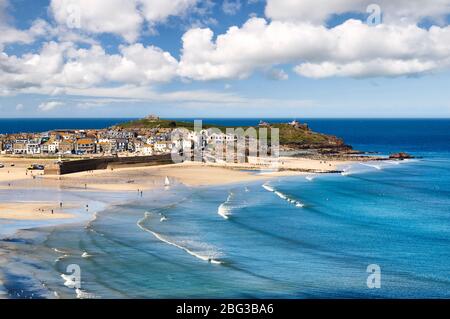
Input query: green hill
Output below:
<box><xmin>116</xmin><ymin>118</ymin><xmax>226</xmax><ymax>130</ymax></box>
<box><xmin>116</xmin><ymin>118</ymin><xmax>351</xmax><ymax>151</ymax></box>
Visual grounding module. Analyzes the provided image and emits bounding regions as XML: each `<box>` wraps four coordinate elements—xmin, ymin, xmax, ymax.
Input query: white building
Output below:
<box><xmin>154</xmin><ymin>141</ymin><xmax>173</xmax><ymax>153</ymax></box>
<box><xmin>26</xmin><ymin>143</ymin><xmax>41</xmax><ymax>154</ymax></box>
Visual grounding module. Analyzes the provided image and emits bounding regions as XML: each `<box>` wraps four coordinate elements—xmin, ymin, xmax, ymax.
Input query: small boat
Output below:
<box><xmin>164</xmin><ymin>176</ymin><xmax>170</xmax><ymax>187</ymax></box>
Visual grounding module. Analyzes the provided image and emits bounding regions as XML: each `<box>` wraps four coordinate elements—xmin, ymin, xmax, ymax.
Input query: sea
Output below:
<box><xmin>0</xmin><ymin>119</ymin><xmax>449</xmax><ymax>299</ymax></box>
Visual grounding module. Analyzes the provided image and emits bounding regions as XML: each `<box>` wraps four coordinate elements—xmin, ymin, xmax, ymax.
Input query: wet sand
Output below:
<box><xmin>0</xmin><ymin>155</ymin><xmax>355</xmax><ymax>220</ymax></box>
<box><xmin>0</xmin><ymin>202</ymin><xmax>77</xmax><ymax>220</ymax></box>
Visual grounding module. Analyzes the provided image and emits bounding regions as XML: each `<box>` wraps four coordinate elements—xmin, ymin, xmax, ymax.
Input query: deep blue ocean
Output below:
<box><xmin>0</xmin><ymin>119</ymin><xmax>449</xmax><ymax>298</ymax></box>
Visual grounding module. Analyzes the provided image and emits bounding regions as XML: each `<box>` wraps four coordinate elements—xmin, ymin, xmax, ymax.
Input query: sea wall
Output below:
<box><xmin>45</xmin><ymin>154</ymin><xmax>173</xmax><ymax>175</ymax></box>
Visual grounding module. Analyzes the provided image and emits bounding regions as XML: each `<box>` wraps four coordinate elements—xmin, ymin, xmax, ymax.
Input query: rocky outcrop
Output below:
<box><xmin>389</xmin><ymin>152</ymin><xmax>414</xmax><ymax>160</ymax></box>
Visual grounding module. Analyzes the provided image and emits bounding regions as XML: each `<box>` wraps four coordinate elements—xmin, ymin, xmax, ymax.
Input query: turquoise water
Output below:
<box><xmin>0</xmin><ymin>119</ymin><xmax>449</xmax><ymax>298</ymax></box>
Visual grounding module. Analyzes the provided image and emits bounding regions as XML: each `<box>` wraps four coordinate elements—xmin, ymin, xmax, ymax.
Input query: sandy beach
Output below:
<box><xmin>0</xmin><ymin>202</ymin><xmax>76</xmax><ymax>220</ymax></box>
<box><xmin>0</xmin><ymin>155</ymin><xmax>356</xmax><ymax>221</ymax></box>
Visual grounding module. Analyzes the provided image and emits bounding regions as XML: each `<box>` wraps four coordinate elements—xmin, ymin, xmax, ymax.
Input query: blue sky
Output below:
<box><xmin>1</xmin><ymin>0</ymin><xmax>450</xmax><ymax>118</ymax></box>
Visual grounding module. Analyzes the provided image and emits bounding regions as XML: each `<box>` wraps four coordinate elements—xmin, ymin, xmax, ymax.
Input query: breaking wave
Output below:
<box><xmin>137</xmin><ymin>212</ymin><xmax>223</xmax><ymax>265</ymax></box>
<box><xmin>218</xmin><ymin>192</ymin><xmax>234</xmax><ymax>220</ymax></box>
<box><xmin>360</xmin><ymin>163</ymin><xmax>382</xmax><ymax>170</ymax></box>
<box><xmin>262</xmin><ymin>183</ymin><xmax>304</xmax><ymax>208</ymax></box>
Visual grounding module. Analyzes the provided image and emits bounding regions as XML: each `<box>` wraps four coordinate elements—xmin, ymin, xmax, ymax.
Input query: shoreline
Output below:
<box><xmin>0</xmin><ymin>202</ymin><xmax>77</xmax><ymax>220</ymax></box>
<box><xmin>0</xmin><ymin>155</ymin><xmax>386</xmax><ymax>222</ymax></box>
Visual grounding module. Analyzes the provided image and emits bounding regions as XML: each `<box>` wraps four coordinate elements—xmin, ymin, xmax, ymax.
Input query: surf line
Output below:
<box><xmin>218</xmin><ymin>192</ymin><xmax>234</xmax><ymax>220</ymax></box>
<box><xmin>262</xmin><ymin>183</ymin><xmax>305</xmax><ymax>208</ymax></box>
<box><xmin>359</xmin><ymin>163</ymin><xmax>382</xmax><ymax>170</ymax></box>
<box><xmin>137</xmin><ymin>212</ymin><xmax>223</xmax><ymax>265</ymax></box>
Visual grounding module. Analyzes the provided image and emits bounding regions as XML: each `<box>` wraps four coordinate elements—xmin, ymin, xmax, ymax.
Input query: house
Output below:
<box><xmin>13</xmin><ymin>142</ymin><xmax>27</xmax><ymax>154</ymax></box>
<box><xmin>48</xmin><ymin>141</ymin><xmax>59</xmax><ymax>154</ymax></box>
<box><xmin>145</xmin><ymin>114</ymin><xmax>160</xmax><ymax>121</ymax></box>
<box><xmin>154</xmin><ymin>141</ymin><xmax>172</xmax><ymax>153</ymax></box>
<box><xmin>139</xmin><ymin>144</ymin><xmax>154</xmax><ymax>156</ymax></box>
<box><xmin>114</xmin><ymin>138</ymin><xmax>129</xmax><ymax>153</ymax></box>
<box><xmin>41</xmin><ymin>141</ymin><xmax>50</xmax><ymax>154</ymax></box>
<box><xmin>96</xmin><ymin>140</ymin><xmax>114</xmax><ymax>154</ymax></box>
<box><xmin>26</xmin><ymin>142</ymin><xmax>41</xmax><ymax>154</ymax></box>
<box><xmin>59</xmin><ymin>140</ymin><xmax>75</xmax><ymax>154</ymax></box>
<box><xmin>76</xmin><ymin>138</ymin><xmax>96</xmax><ymax>154</ymax></box>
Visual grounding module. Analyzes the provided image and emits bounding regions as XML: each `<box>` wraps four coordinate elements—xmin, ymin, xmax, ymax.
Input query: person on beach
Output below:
<box><xmin>60</xmin><ymin>202</ymin><xmax>63</xmax><ymax>208</ymax></box>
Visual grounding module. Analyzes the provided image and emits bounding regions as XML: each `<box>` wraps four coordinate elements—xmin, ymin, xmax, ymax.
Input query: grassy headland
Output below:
<box><xmin>116</xmin><ymin>118</ymin><xmax>352</xmax><ymax>152</ymax></box>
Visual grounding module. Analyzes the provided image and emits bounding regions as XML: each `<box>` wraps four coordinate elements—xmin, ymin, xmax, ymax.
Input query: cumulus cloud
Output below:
<box><xmin>178</xmin><ymin>17</ymin><xmax>450</xmax><ymax>80</ymax></box>
<box><xmin>2</xmin><ymin>0</ymin><xmax>450</xmax><ymax>96</ymax></box>
<box><xmin>265</xmin><ymin>0</ymin><xmax>450</xmax><ymax>25</ymax></box>
<box><xmin>38</xmin><ymin>101</ymin><xmax>65</xmax><ymax>111</ymax></box>
<box><xmin>294</xmin><ymin>59</ymin><xmax>439</xmax><ymax>79</ymax></box>
<box><xmin>139</xmin><ymin>0</ymin><xmax>199</xmax><ymax>23</ymax></box>
<box><xmin>50</xmin><ymin>0</ymin><xmax>143</xmax><ymax>42</ymax></box>
<box><xmin>0</xmin><ymin>41</ymin><xmax>178</xmax><ymax>93</ymax></box>
<box><xmin>0</xmin><ymin>1</ymin><xmax>52</xmax><ymax>49</ymax></box>
<box><xmin>49</xmin><ymin>0</ymin><xmax>201</xmax><ymax>42</ymax></box>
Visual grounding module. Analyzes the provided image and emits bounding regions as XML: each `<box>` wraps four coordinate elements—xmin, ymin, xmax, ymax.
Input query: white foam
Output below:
<box><xmin>217</xmin><ymin>192</ymin><xmax>234</xmax><ymax>220</ymax></box>
<box><xmin>217</xmin><ymin>203</ymin><xmax>230</xmax><ymax>220</ymax></box>
<box><xmin>386</xmin><ymin>160</ymin><xmax>401</xmax><ymax>165</ymax></box>
<box><xmin>85</xmin><ymin>212</ymin><xmax>99</xmax><ymax>229</ymax></box>
<box><xmin>81</xmin><ymin>252</ymin><xmax>91</xmax><ymax>258</ymax></box>
<box><xmin>61</xmin><ymin>274</ymin><xmax>75</xmax><ymax>288</ymax></box>
<box><xmin>360</xmin><ymin>163</ymin><xmax>382</xmax><ymax>170</ymax></box>
<box><xmin>262</xmin><ymin>183</ymin><xmax>275</xmax><ymax>192</ymax></box>
<box><xmin>274</xmin><ymin>191</ymin><xmax>287</xmax><ymax>200</ymax></box>
<box><xmin>138</xmin><ymin>213</ymin><xmax>223</xmax><ymax>265</ymax></box>
<box><xmin>305</xmin><ymin>175</ymin><xmax>315</xmax><ymax>181</ymax></box>
<box><xmin>262</xmin><ymin>183</ymin><xmax>304</xmax><ymax>208</ymax></box>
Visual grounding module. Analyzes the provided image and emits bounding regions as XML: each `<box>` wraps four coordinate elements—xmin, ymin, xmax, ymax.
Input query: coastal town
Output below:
<box><xmin>0</xmin><ymin>115</ymin><xmax>412</xmax><ymax>170</ymax></box>
<box><xmin>0</xmin><ymin>115</ymin><xmax>304</xmax><ymax>159</ymax></box>
<box><xmin>0</xmin><ymin>116</ymin><xmax>176</xmax><ymax>158</ymax></box>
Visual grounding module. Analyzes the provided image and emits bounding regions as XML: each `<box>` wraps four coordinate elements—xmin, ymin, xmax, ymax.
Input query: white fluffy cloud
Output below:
<box><xmin>178</xmin><ymin>17</ymin><xmax>450</xmax><ymax>80</ymax></box>
<box><xmin>49</xmin><ymin>0</ymin><xmax>200</xmax><ymax>42</ymax></box>
<box><xmin>0</xmin><ymin>1</ymin><xmax>51</xmax><ymax>49</ymax></box>
<box><xmin>0</xmin><ymin>41</ymin><xmax>178</xmax><ymax>94</ymax></box>
<box><xmin>265</xmin><ymin>0</ymin><xmax>450</xmax><ymax>25</ymax></box>
<box><xmin>50</xmin><ymin>0</ymin><xmax>143</xmax><ymax>42</ymax></box>
<box><xmin>2</xmin><ymin>0</ymin><xmax>450</xmax><ymax>95</ymax></box>
<box><xmin>139</xmin><ymin>0</ymin><xmax>199</xmax><ymax>23</ymax></box>
<box><xmin>38</xmin><ymin>101</ymin><xmax>65</xmax><ymax>111</ymax></box>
